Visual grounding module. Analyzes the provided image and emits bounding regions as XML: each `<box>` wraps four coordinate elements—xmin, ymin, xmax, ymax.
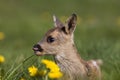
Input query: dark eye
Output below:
<box><xmin>47</xmin><ymin>36</ymin><xmax>55</xmax><ymax>43</ymax></box>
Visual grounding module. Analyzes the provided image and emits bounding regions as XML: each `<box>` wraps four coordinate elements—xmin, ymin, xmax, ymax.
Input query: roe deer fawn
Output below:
<box><xmin>33</xmin><ymin>14</ymin><xmax>102</xmax><ymax>80</ymax></box>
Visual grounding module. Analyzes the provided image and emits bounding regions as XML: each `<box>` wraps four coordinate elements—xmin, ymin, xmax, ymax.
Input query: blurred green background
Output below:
<box><xmin>0</xmin><ymin>0</ymin><xmax>120</xmax><ymax>80</ymax></box>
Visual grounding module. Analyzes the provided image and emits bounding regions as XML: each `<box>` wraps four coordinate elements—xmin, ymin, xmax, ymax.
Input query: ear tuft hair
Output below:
<box><xmin>53</xmin><ymin>15</ymin><xmax>64</xmax><ymax>28</ymax></box>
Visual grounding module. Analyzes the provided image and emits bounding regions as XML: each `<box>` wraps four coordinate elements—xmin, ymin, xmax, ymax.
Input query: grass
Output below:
<box><xmin>0</xmin><ymin>0</ymin><xmax>120</xmax><ymax>80</ymax></box>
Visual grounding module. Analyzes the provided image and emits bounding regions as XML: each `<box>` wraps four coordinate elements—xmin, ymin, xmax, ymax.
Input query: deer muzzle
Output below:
<box><xmin>33</xmin><ymin>44</ymin><xmax>44</xmax><ymax>56</ymax></box>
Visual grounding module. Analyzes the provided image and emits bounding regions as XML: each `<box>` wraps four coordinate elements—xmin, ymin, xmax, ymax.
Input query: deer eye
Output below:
<box><xmin>47</xmin><ymin>36</ymin><xmax>55</xmax><ymax>43</ymax></box>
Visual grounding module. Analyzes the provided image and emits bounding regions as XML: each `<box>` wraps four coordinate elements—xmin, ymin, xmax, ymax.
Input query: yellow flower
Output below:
<box><xmin>0</xmin><ymin>55</ymin><xmax>5</xmax><ymax>63</ymax></box>
<box><xmin>28</xmin><ymin>65</ymin><xmax>38</xmax><ymax>77</ymax></box>
<box><xmin>39</xmin><ymin>70</ymin><xmax>47</xmax><ymax>76</ymax></box>
<box><xmin>0</xmin><ymin>32</ymin><xmax>5</xmax><ymax>40</ymax></box>
<box><xmin>48</xmin><ymin>71</ymin><xmax>63</xmax><ymax>79</ymax></box>
<box><xmin>41</xmin><ymin>59</ymin><xmax>63</xmax><ymax>79</ymax></box>
<box><xmin>41</xmin><ymin>59</ymin><xmax>60</xmax><ymax>72</ymax></box>
<box><xmin>20</xmin><ymin>77</ymin><xmax>25</xmax><ymax>80</ymax></box>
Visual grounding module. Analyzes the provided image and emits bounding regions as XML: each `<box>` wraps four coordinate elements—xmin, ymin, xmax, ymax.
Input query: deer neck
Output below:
<box><xmin>54</xmin><ymin>43</ymin><xmax>87</xmax><ymax>80</ymax></box>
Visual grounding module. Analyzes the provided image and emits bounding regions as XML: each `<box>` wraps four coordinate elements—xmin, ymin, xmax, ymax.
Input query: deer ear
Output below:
<box><xmin>53</xmin><ymin>15</ymin><xmax>64</xmax><ymax>28</ymax></box>
<box><xmin>65</xmin><ymin>13</ymin><xmax>77</xmax><ymax>34</ymax></box>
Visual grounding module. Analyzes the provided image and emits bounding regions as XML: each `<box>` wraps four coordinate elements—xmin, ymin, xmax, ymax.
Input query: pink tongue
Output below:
<box><xmin>33</xmin><ymin>48</ymin><xmax>38</xmax><ymax>51</ymax></box>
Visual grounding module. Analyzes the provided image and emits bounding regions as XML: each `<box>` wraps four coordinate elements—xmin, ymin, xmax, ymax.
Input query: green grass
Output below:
<box><xmin>0</xmin><ymin>0</ymin><xmax>120</xmax><ymax>80</ymax></box>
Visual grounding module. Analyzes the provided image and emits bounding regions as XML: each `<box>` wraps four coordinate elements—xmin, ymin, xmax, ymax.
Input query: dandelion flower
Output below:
<box><xmin>39</xmin><ymin>70</ymin><xmax>47</xmax><ymax>76</ymax></box>
<box><xmin>20</xmin><ymin>77</ymin><xmax>25</xmax><ymax>80</ymax></box>
<box><xmin>0</xmin><ymin>55</ymin><xmax>5</xmax><ymax>63</ymax></box>
<box><xmin>48</xmin><ymin>71</ymin><xmax>63</xmax><ymax>79</ymax></box>
<box><xmin>41</xmin><ymin>59</ymin><xmax>60</xmax><ymax>72</ymax></box>
<box><xmin>28</xmin><ymin>65</ymin><xmax>38</xmax><ymax>77</ymax></box>
<box><xmin>41</xmin><ymin>59</ymin><xmax>63</xmax><ymax>79</ymax></box>
<box><xmin>0</xmin><ymin>32</ymin><xmax>5</xmax><ymax>40</ymax></box>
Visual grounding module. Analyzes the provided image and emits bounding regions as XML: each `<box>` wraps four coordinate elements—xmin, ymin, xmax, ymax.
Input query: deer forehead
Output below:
<box><xmin>50</xmin><ymin>30</ymin><xmax>60</xmax><ymax>37</ymax></box>
<box><xmin>45</xmin><ymin>28</ymin><xmax>59</xmax><ymax>36</ymax></box>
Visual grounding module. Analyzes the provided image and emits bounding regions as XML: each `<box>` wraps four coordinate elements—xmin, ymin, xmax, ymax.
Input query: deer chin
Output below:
<box><xmin>34</xmin><ymin>51</ymin><xmax>45</xmax><ymax>56</ymax></box>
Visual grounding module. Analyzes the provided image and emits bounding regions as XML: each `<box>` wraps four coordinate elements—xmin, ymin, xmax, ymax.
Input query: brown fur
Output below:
<box><xmin>33</xmin><ymin>14</ymin><xmax>102</xmax><ymax>80</ymax></box>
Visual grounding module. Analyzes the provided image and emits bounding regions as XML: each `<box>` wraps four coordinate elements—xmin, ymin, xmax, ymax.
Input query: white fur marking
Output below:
<box><xmin>53</xmin><ymin>15</ymin><xmax>56</xmax><ymax>22</ymax></box>
<box><xmin>92</xmin><ymin>61</ymin><xmax>97</xmax><ymax>67</ymax></box>
<box><xmin>53</xmin><ymin>15</ymin><xmax>57</xmax><ymax>27</ymax></box>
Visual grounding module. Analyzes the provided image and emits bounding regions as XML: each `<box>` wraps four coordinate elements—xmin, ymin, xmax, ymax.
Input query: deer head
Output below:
<box><xmin>33</xmin><ymin>14</ymin><xmax>77</xmax><ymax>56</ymax></box>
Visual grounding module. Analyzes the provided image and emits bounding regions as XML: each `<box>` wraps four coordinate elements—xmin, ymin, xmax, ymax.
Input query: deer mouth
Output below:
<box><xmin>33</xmin><ymin>44</ymin><xmax>44</xmax><ymax>56</ymax></box>
<box><xmin>34</xmin><ymin>51</ymin><xmax>44</xmax><ymax>56</ymax></box>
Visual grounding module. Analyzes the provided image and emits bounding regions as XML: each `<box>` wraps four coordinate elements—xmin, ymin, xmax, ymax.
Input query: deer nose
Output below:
<box><xmin>33</xmin><ymin>44</ymin><xmax>43</xmax><ymax>52</ymax></box>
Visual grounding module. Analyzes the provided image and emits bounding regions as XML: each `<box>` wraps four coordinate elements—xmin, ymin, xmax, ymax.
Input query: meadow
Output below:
<box><xmin>0</xmin><ymin>0</ymin><xmax>120</xmax><ymax>80</ymax></box>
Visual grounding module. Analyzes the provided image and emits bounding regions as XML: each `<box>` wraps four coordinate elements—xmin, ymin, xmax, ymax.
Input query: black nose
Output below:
<box><xmin>33</xmin><ymin>44</ymin><xmax>43</xmax><ymax>52</ymax></box>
